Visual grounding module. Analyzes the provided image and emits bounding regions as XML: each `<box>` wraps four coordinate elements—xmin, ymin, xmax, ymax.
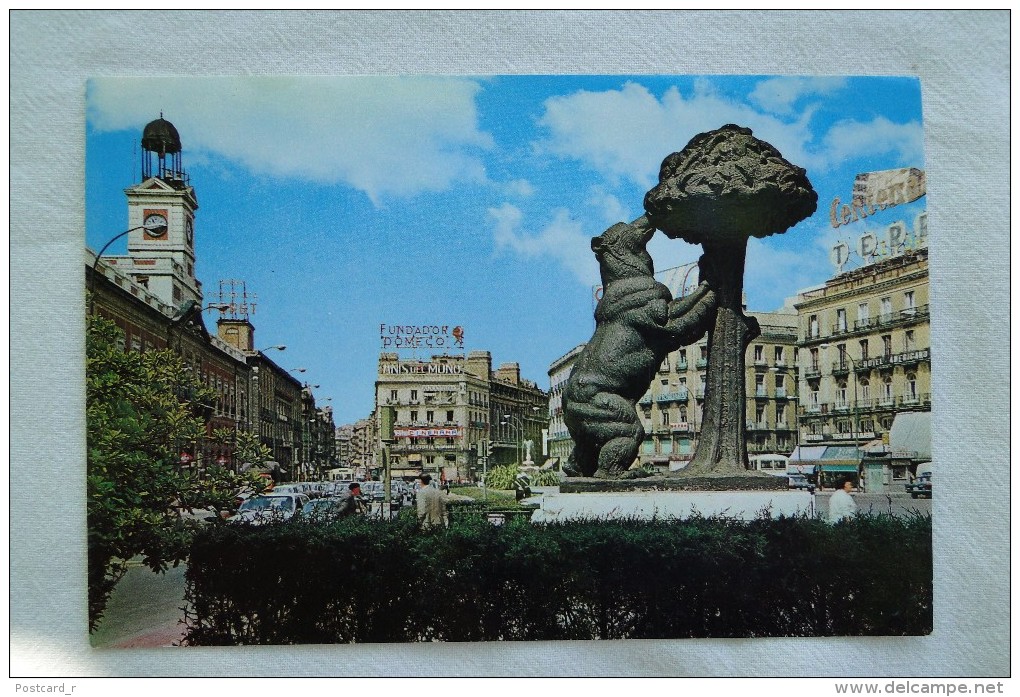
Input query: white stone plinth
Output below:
<box><xmin>528</xmin><ymin>489</ymin><xmax>815</xmax><ymax>523</ymax></box>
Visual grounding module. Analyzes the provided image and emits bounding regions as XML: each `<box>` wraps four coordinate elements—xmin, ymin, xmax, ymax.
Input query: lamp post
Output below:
<box><xmin>500</xmin><ymin>415</ymin><xmax>521</xmax><ymax>466</ymax></box>
<box><xmin>820</xmin><ymin>343</ymin><xmax>863</xmax><ymax>488</ymax></box>
<box><xmin>88</xmin><ymin>222</ymin><xmax>169</xmax><ymax>313</ymax></box>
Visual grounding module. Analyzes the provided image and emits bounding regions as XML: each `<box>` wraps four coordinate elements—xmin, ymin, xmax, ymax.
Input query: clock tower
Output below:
<box><xmin>116</xmin><ymin>115</ymin><xmax>203</xmax><ymax>309</ymax></box>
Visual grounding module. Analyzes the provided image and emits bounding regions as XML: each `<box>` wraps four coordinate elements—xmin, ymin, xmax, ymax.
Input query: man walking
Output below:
<box><xmin>828</xmin><ymin>477</ymin><xmax>858</xmax><ymax>523</ymax></box>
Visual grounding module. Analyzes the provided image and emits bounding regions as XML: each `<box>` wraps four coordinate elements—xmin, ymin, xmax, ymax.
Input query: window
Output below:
<box><xmin>700</xmin><ymin>346</ymin><xmax>708</xmax><ymax>360</ymax></box>
<box><xmin>809</xmin><ymin>390</ymin><xmax>819</xmax><ymax>408</ymax></box>
<box><xmin>679</xmin><ymin>406</ymin><xmax>688</xmax><ymax>423</ymax></box>
<box><xmin>857</xmin><ymin>302</ymin><xmax>869</xmax><ymax>324</ymax></box>
<box><xmin>883</xmin><ymin>377</ymin><xmax>893</xmax><ymax>401</ymax></box>
<box><xmin>836</xmin><ymin>308</ymin><xmax>847</xmax><ymax>332</ymax></box>
<box><xmin>904</xmin><ymin>290</ymin><xmax>916</xmax><ymax>310</ymax></box>
<box><xmin>755</xmin><ymin>374</ymin><xmax>766</xmax><ymax>396</ymax></box>
<box><xmin>904</xmin><ymin>330</ymin><xmax>916</xmax><ymax>351</ymax></box>
<box><xmin>753</xmin><ymin>345</ymin><xmax>764</xmax><ymax>363</ymax></box>
<box><xmin>882</xmin><ymin>335</ymin><xmax>893</xmax><ymax>358</ymax></box>
<box><xmin>777</xmin><ymin>404</ymin><xmax>787</xmax><ymax>425</ymax></box>
<box><xmin>426</xmin><ymin>410</ymin><xmax>434</xmax><ymax>422</ymax></box>
<box><xmin>410</xmin><ymin>410</ymin><xmax>418</xmax><ymax>422</ymax></box>
<box><xmin>906</xmin><ymin>372</ymin><xmax>918</xmax><ymax>401</ymax></box>
<box><xmin>810</xmin><ymin>348</ymin><xmax>819</xmax><ymax>371</ymax></box>
<box><xmin>410</xmin><ymin>390</ymin><xmax>418</xmax><ymax>401</ymax></box>
<box><xmin>661</xmin><ymin>410</ymin><xmax>670</xmax><ymax>427</ymax></box>
<box><xmin>809</xmin><ymin>314</ymin><xmax>819</xmax><ymax>338</ymax></box>
<box><xmin>860</xmin><ymin>379</ymin><xmax>870</xmax><ymax>402</ymax></box>
<box><xmin>860</xmin><ymin>339</ymin><xmax>869</xmax><ymax>361</ymax></box>
<box><xmin>837</xmin><ymin>343</ymin><xmax>847</xmax><ymax>369</ymax></box>
<box><xmin>775</xmin><ymin>374</ymin><xmax>784</xmax><ymax>393</ymax></box>
<box><xmin>390</xmin><ymin>389</ymin><xmax>398</xmax><ymax>401</ymax></box>
<box><xmin>659</xmin><ymin>356</ymin><xmax>670</xmax><ymax>372</ymax></box>
<box><xmin>425</xmin><ymin>455</ymin><xmax>435</xmax><ymax>465</ymax></box>
<box><xmin>755</xmin><ymin>405</ymin><xmax>766</xmax><ymax>425</ymax></box>
<box><xmin>837</xmin><ymin>381</ymin><xmax>847</xmax><ymax>407</ymax></box>
<box><xmin>774</xmin><ymin>346</ymin><xmax>784</xmax><ymax>364</ymax></box>
<box><xmin>881</xmin><ymin>297</ymin><xmax>892</xmax><ymax>320</ymax></box>
<box><xmin>446</xmin><ymin>410</ymin><xmax>454</xmax><ymax>422</ymax></box>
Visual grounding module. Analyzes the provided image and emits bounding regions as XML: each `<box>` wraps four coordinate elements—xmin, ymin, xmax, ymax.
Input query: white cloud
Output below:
<box><xmin>749</xmin><ymin>76</ymin><xmax>848</xmax><ymax>116</ymax></box>
<box><xmin>504</xmin><ymin>178</ymin><xmax>535</xmax><ymax>197</ymax></box>
<box><xmin>823</xmin><ymin>116</ymin><xmax>925</xmax><ymax>168</ymax></box>
<box><xmin>535</xmin><ymin>81</ymin><xmax>821</xmax><ymax>189</ymax></box>
<box><xmin>586</xmin><ymin>186</ymin><xmax>631</xmax><ymax>227</ymax></box>
<box><xmin>87</xmin><ymin>76</ymin><xmax>494</xmax><ymax>205</ymax></box>
<box><xmin>489</xmin><ymin>203</ymin><xmax>598</xmax><ymax>286</ymax></box>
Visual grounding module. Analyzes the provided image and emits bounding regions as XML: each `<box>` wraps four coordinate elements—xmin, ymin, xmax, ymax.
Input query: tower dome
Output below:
<box><xmin>140</xmin><ymin>115</ymin><xmax>187</xmax><ymax>185</ymax></box>
<box><xmin>141</xmin><ymin>117</ymin><xmax>182</xmax><ymax>156</ymax></box>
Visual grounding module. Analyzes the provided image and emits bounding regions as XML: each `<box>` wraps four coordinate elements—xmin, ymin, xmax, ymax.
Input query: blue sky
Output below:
<box><xmin>86</xmin><ymin>75</ymin><xmax>926</xmax><ymax>426</ymax></box>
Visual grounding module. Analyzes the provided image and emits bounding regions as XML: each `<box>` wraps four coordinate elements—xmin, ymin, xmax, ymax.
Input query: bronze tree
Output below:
<box><xmin>644</xmin><ymin>125</ymin><xmax>817</xmax><ymax>475</ymax></box>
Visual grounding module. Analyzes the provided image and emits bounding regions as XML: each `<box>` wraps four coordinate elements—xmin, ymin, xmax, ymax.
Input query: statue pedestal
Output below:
<box><xmin>528</xmin><ymin>480</ymin><xmax>814</xmax><ymax>522</ymax></box>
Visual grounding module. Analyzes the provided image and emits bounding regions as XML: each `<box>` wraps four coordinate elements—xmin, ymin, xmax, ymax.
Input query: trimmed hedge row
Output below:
<box><xmin>183</xmin><ymin>512</ymin><xmax>932</xmax><ymax>644</ymax></box>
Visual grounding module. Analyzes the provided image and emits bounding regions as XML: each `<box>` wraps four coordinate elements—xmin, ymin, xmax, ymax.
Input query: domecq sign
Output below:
<box><xmin>380</xmin><ymin>324</ymin><xmax>465</xmax><ymax>350</ymax></box>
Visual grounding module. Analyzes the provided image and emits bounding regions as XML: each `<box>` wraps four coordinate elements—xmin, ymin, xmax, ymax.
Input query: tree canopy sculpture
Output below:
<box><xmin>644</xmin><ymin>125</ymin><xmax>817</xmax><ymax>475</ymax></box>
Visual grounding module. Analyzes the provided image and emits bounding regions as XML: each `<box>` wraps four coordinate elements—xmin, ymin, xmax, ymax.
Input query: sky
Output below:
<box><xmin>85</xmin><ymin>75</ymin><xmax>926</xmax><ymax>426</ymax></box>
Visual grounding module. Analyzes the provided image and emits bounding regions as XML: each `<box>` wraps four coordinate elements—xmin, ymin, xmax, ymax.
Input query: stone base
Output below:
<box><xmin>528</xmin><ymin>488</ymin><xmax>815</xmax><ymax>523</ymax></box>
<box><xmin>560</xmin><ymin>472</ymin><xmax>788</xmax><ymax>494</ymax></box>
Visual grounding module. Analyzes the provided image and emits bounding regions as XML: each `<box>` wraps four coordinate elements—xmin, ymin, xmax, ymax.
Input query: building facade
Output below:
<box><xmin>546</xmin><ymin>344</ymin><xmax>585</xmax><ymax>465</ymax></box>
<box><xmin>635</xmin><ymin>305</ymin><xmax>801</xmax><ymax>470</ymax></box>
<box><xmin>87</xmin><ymin>116</ymin><xmax>328</xmax><ymax>481</ymax></box>
<box><xmin>795</xmin><ymin>247</ymin><xmax>931</xmax><ymax>448</ymax></box>
<box><xmin>373</xmin><ymin>351</ymin><xmax>548</xmax><ymax>482</ymax></box>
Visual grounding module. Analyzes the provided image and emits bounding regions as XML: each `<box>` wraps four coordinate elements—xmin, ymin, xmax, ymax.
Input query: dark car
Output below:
<box><xmin>905</xmin><ymin>472</ymin><xmax>932</xmax><ymax>499</ymax></box>
<box><xmin>788</xmin><ymin>474</ymin><xmax>815</xmax><ymax>491</ymax></box>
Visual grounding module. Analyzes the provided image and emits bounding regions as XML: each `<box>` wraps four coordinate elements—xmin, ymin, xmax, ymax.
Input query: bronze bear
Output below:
<box><xmin>563</xmin><ymin>217</ymin><xmax>716</xmax><ymax>478</ymax></box>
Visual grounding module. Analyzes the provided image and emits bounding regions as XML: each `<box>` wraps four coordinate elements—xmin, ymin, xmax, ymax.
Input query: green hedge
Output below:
<box><xmin>183</xmin><ymin>513</ymin><xmax>932</xmax><ymax>644</ymax></box>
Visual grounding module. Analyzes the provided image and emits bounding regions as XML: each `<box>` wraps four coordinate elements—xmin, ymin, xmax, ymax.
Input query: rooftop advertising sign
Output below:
<box><xmin>829</xmin><ymin>168</ymin><xmax>926</xmax><ymax>229</ymax></box>
<box><xmin>380</xmin><ymin>324</ymin><xmax>465</xmax><ymax>351</ymax></box>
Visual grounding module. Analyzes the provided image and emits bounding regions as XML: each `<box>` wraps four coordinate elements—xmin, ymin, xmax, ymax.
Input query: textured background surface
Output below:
<box><xmin>10</xmin><ymin>10</ymin><xmax>1009</xmax><ymax>677</ymax></box>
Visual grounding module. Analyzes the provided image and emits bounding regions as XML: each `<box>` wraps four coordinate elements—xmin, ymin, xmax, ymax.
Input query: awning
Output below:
<box><xmin>820</xmin><ymin>463</ymin><xmax>858</xmax><ymax>472</ymax></box>
<box><xmin>790</xmin><ymin>445</ymin><xmax>827</xmax><ymax>461</ymax></box>
<box><xmin>890</xmin><ymin>412</ymin><xmax>931</xmax><ymax>460</ymax></box>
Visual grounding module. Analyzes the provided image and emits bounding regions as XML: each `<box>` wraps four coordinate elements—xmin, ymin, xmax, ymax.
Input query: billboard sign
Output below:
<box><xmin>829</xmin><ymin>168</ymin><xmax>925</xmax><ymax>229</ymax></box>
<box><xmin>380</xmin><ymin>324</ymin><xmax>465</xmax><ymax>351</ymax></box>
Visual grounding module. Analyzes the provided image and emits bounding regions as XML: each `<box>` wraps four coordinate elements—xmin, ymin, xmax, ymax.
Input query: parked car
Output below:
<box><xmin>228</xmin><ymin>493</ymin><xmax>310</xmax><ymax>524</ymax></box>
<box><xmin>905</xmin><ymin>472</ymin><xmax>932</xmax><ymax>499</ymax></box>
<box><xmin>788</xmin><ymin>474</ymin><xmax>815</xmax><ymax>491</ymax></box>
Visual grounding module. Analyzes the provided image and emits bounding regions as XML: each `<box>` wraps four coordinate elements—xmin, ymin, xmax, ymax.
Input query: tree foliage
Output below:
<box><xmin>86</xmin><ymin>314</ymin><xmax>265</xmax><ymax>631</ymax></box>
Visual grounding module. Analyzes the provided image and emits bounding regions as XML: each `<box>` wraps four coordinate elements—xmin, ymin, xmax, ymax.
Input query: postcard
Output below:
<box><xmin>82</xmin><ymin>75</ymin><xmax>934</xmax><ymax>648</ymax></box>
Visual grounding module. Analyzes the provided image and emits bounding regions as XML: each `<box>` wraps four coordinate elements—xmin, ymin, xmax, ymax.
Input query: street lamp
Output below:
<box><xmin>501</xmin><ymin>414</ymin><xmax>524</xmax><ymax>466</ymax></box>
<box><xmin>820</xmin><ymin>343</ymin><xmax>863</xmax><ymax>488</ymax></box>
<box><xmin>88</xmin><ymin>222</ymin><xmax>169</xmax><ymax>313</ymax></box>
<box><xmin>289</xmin><ymin>367</ymin><xmax>306</xmax><ymax>374</ymax></box>
<box><xmin>258</xmin><ymin>345</ymin><xmax>286</xmax><ymax>353</ymax></box>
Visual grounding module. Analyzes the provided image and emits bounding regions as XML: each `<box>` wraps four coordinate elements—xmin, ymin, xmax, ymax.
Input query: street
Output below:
<box><xmin>90</xmin><ymin>561</ymin><xmax>188</xmax><ymax>648</ymax></box>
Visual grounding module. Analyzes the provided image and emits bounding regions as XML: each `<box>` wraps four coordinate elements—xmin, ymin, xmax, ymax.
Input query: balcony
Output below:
<box><xmin>656</xmin><ymin>390</ymin><xmax>689</xmax><ymax>403</ymax></box>
<box><xmin>745</xmin><ymin>421</ymin><xmax>770</xmax><ymax>431</ymax></box>
<box><xmin>830</xmin><ymin>323</ymin><xmax>851</xmax><ymax>337</ymax></box>
<box><xmin>898</xmin><ymin>393</ymin><xmax>931</xmax><ymax>408</ymax></box>
<box><xmin>639</xmin><ymin>395</ymin><xmax>653</xmax><ymax>406</ymax></box>
<box><xmin>831</xmin><ymin>361</ymin><xmax>851</xmax><ymax>376</ymax></box>
<box><xmin>754</xmin><ymin>388</ymin><xmax>768</xmax><ymax>398</ymax></box>
<box><xmin>775</xmin><ymin>388</ymin><xmax>789</xmax><ymax>399</ymax></box>
<box><xmin>803</xmin><ymin>365</ymin><xmax>822</xmax><ymax>379</ymax></box>
<box><xmin>695</xmin><ymin>358</ymin><xmax>708</xmax><ymax>368</ymax></box>
<box><xmin>676</xmin><ymin>361</ymin><xmax>689</xmax><ymax>371</ymax></box>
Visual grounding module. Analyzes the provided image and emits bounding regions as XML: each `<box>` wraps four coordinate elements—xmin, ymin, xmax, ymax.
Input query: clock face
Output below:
<box><xmin>143</xmin><ymin>213</ymin><xmax>167</xmax><ymax>237</ymax></box>
<box><xmin>186</xmin><ymin>218</ymin><xmax>194</xmax><ymax>245</ymax></box>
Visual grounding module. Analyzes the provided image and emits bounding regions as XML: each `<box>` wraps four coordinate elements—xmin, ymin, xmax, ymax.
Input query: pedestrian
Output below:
<box><xmin>828</xmin><ymin>477</ymin><xmax>858</xmax><ymax>523</ymax></box>
<box><xmin>416</xmin><ymin>473</ymin><xmax>448</xmax><ymax>528</ymax></box>
<box><xmin>338</xmin><ymin>481</ymin><xmax>367</xmax><ymax>517</ymax></box>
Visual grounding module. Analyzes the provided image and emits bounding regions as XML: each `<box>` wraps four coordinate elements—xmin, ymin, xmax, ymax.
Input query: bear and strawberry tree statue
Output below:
<box><xmin>564</xmin><ymin>124</ymin><xmax>816</xmax><ymax>479</ymax></box>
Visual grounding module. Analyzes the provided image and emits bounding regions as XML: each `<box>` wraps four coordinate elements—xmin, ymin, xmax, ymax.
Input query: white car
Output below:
<box><xmin>228</xmin><ymin>493</ymin><xmax>310</xmax><ymax>525</ymax></box>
